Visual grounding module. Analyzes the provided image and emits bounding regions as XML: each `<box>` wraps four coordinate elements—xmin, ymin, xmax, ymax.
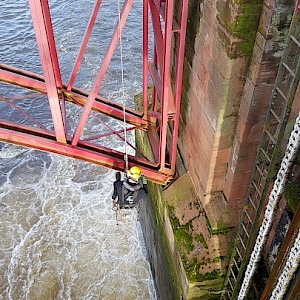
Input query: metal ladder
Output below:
<box><xmin>221</xmin><ymin>5</ymin><xmax>300</xmax><ymax>300</ymax></box>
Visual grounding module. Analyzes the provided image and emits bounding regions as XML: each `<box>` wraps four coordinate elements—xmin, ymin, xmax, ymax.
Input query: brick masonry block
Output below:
<box><xmin>224</xmin><ymin>172</ymin><xmax>253</xmax><ymax>204</ymax></box>
<box><xmin>239</xmin><ymin>78</ymin><xmax>255</xmax><ymax>121</ymax></box>
<box><xmin>216</xmin><ymin>148</ymin><xmax>231</xmax><ymax>164</ymax></box>
<box><xmin>248</xmin><ymin>33</ymin><xmax>266</xmax><ymax>82</ymax></box>
<box><xmin>290</xmin><ymin>85</ymin><xmax>300</xmax><ymax>118</ymax></box>
<box><xmin>256</xmin><ymin>59</ymin><xmax>280</xmax><ymax>85</ymax></box>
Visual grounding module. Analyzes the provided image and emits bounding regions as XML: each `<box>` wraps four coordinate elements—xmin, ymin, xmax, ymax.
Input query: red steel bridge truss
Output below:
<box><xmin>0</xmin><ymin>0</ymin><xmax>188</xmax><ymax>184</ymax></box>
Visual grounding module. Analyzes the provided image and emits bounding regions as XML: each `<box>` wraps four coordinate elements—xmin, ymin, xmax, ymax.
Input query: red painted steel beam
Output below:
<box><xmin>170</xmin><ymin>0</ymin><xmax>188</xmax><ymax>170</ymax></box>
<box><xmin>28</xmin><ymin>0</ymin><xmax>66</xmax><ymax>143</ymax></box>
<box><xmin>148</xmin><ymin>0</ymin><xmax>175</xmax><ymax>115</ymax></box>
<box><xmin>69</xmin><ymin>89</ymin><xmax>147</xmax><ymax>127</ymax></box>
<box><xmin>0</xmin><ymin>121</ymin><xmax>170</xmax><ymax>184</ymax></box>
<box><xmin>61</xmin><ymin>92</ymin><xmax>67</xmax><ymax>134</ymax></box>
<box><xmin>67</xmin><ymin>0</ymin><xmax>103</xmax><ymax>91</ymax></box>
<box><xmin>0</xmin><ymin>64</ymin><xmax>46</xmax><ymax>92</ymax></box>
<box><xmin>159</xmin><ymin>0</ymin><xmax>174</xmax><ymax>168</ymax></box>
<box><xmin>39</xmin><ymin>1</ymin><xmax>62</xmax><ymax>89</ymax></box>
<box><xmin>148</xmin><ymin>63</ymin><xmax>162</xmax><ymax>100</ymax></box>
<box><xmin>0</xmin><ymin>65</ymin><xmax>148</xmax><ymax>128</ymax></box>
<box><xmin>143</xmin><ymin>0</ymin><xmax>149</xmax><ymax>119</ymax></box>
<box><xmin>71</xmin><ymin>0</ymin><xmax>134</xmax><ymax>146</ymax></box>
<box><xmin>152</xmin><ymin>47</ymin><xmax>159</xmax><ymax>113</ymax></box>
<box><xmin>148</xmin><ymin>62</ymin><xmax>175</xmax><ymax>114</ymax></box>
<box><xmin>0</xmin><ymin>0</ymin><xmax>190</xmax><ymax>183</ymax></box>
<box><xmin>82</xmin><ymin>126</ymin><xmax>135</xmax><ymax>142</ymax></box>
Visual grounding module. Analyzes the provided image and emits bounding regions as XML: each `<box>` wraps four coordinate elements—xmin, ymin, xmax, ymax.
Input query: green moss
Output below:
<box><xmin>181</xmin><ymin>246</ymin><xmax>226</xmax><ymax>283</ymax></box>
<box><xmin>184</xmin><ymin>256</ymin><xmax>201</xmax><ymax>282</ymax></box>
<box><xmin>285</xmin><ymin>182</ymin><xmax>300</xmax><ymax>213</ymax></box>
<box><xmin>213</xmin><ymin>256</ymin><xmax>226</xmax><ymax>263</ymax></box>
<box><xmin>204</xmin><ymin>269</ymin><xmax>223</xmax><ymax>280</ymax></box>
<box><xmin>234</xmin><ymin>4</ymin><xmax>262</xmax><ymax>56</ymax></box>
<box><xmin>170</xmin><ymin>214</ymin><xmax>194</xmax><ymax>253</ymax></box>
<box><xmin>145</xmin><ymin>182</ymin><xmax>183</xmax><ymax>298</ymax></box>
<box><xmin>183</xmin><ymin>254</ymin><xmax>224</xmax><ymax>282</ymax></box>
<box><xmin>211</xmin><ymin>227</ymin><xmax>231</xmax><ymax>235</ymax></box>
<box><xmin>247</xmin><ymin>285</ymin><xmax>257</xmax><ymax>300</ymax></box>
<box><xmin>195</xmin><ymin>233</ymin><xmax>208</xmax><ymax>249</ymax></box>
<box><xmin>203</xmin><ymin>211</ymin><xmax>232</xmax><ymax>235</ymax></box>
<box><xmin>217</xmin><ymin>0</ymin><xmax>262</xmax><ymax>58</ymax></box>
<box><xmin>191</xmin><ymin>268</ymin><xmax>224</xmax><ymax>282</ymax></box>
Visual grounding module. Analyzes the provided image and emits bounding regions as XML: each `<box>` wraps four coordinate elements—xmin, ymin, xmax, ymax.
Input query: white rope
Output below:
<box><xmin>270</xmin><ymin>229</ymin><xmax>300</xmax><ymax>300</ymax></box>
<box><xmin>117</xmin><ymin>0</ymin><xmax>128</xmax><ymax>171</ymax></box>
<box><xmin>237</xmin><ymin>112</ymin><xmax>300</xmax><ymax>299</ymax></box>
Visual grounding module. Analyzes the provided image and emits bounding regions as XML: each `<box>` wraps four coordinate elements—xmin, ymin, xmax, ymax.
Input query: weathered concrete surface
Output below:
<box><xmin>138</xmin><ymin>171</ymin><xmax>230</xmax><ymax>299</ymax></box>
<box><xmin>138</xmin><ymin>187</ymin><xmax>186</xmax><ymax>299</ymax></box>
<box><xmin>163</xmin><ymin>173</ymin><xmax>230</xmax><ymax>299</ymax></box>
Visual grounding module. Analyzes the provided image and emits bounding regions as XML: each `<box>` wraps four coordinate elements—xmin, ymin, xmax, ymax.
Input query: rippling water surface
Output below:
<box><xmin>0</xmin><ymin>1</ymin><xmax>156</xmax><ymax>299</ymax></box>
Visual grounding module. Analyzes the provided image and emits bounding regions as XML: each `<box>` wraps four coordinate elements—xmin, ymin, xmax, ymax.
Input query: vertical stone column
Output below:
<box><xmin>178</xmin><ymin>0</ymin><xmax>262</xmax><ymax>227</ymax></box>
<box><xmin>224</xmin><ymin>0</ymin><xmax>295</xmax><ymax>211</ymax></box>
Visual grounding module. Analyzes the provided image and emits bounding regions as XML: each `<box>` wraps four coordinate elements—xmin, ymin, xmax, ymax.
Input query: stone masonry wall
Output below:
<box><xmin>178</xmin><ymin>0</ymin><xmax>262</xmax><ymax>230</ymax></box>
<box><xmin>224</xmin><ymin>0</ymin><xmax>296</xmax><ymax>211</ymax></box>
<box><xmin>135</xmin><ymin>1</ymin><xmax>297</xmax><ymax>299</ymax></box>
<box><xmin>178</xmin><ymin>0</ymin><xmax>295</xmax><ymax>230</ymax></box>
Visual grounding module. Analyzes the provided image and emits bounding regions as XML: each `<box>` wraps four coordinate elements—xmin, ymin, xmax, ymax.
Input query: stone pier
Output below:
<box><xmin>136</xmin><ymin>0</ymin><xmax>297</xmax><ymax>298</ymax></box>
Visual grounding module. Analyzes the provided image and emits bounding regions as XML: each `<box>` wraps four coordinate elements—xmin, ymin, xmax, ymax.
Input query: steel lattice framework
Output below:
<box><xmin>0</xmin><ymin>0</ymin><xmax>188</xmax><ymax>184</ymax></box>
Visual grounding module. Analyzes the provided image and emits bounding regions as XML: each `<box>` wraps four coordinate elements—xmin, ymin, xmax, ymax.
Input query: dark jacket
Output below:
<box><xmin>122</xmin><ymin>178</ymin><xmax>143</xmax><ymax>206</ymax></box>
<box><xmin>112</xmin><ymin>179</ymin><xmax>123</xmax><ymax>204</ymax></box>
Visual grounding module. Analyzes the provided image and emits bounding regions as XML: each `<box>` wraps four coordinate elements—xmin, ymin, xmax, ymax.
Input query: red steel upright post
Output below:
<box><xmin>143</xmin><ymin>0</ymin><xmax>149</xmax><ymax>119</ymax></box>
<box><xmin>169</xmin><ymin>0</ymin><xmax>188</xmax><ymax>170</ymax></box>
<box><xmin>159</xmin><ymin>0</ymin><xmax>174</xmax><ymax>169</ymax></box>
<box><xmin>28</xmin><ymin>0</ymin><xmax>66</xmax><ymax>143</ymax></box>
<box><xmin>152</xmin><ymin>47</ymin><xmax>159</xmax><ymax>113</ymax></box>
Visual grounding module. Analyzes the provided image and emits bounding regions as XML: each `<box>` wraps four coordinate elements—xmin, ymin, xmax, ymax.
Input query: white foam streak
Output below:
<box><xmin>0</xmin><ymin>0</ymin><xmax>156</xmax><ymax>298</ymax></box>
<box><xmin>1</xmin><ymin>152</ymin><xmax>155</xmax><ymax>299</ymax></box>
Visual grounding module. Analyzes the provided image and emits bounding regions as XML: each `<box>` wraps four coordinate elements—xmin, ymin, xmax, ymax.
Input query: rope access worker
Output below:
<box><xmin>112</xmin><ymin>166</ymin><xmax>147</xmax><ymax>210</ymax></box>
<box><xmin>122</xmin><ymin>166</ymin><xmax>144</xmax><ymax>209</ymax></box>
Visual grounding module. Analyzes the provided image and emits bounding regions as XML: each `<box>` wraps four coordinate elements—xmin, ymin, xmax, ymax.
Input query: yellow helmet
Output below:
<box><xmin>127</xmin><ymin>166</ymin><xmax>141</xmax><ymax>181</ymax></box>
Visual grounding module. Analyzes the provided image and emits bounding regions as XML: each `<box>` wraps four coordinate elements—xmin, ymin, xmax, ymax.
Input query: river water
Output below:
<box><xmin>0</xmin><ymin>0</ymin><xmax>156</xmax><ymax>299</ymax></box>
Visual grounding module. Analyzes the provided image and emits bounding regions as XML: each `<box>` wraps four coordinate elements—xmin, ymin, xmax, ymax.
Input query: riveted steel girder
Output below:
<box><xmin>0</xmin><ymin>0</ymin><xmax>188</xmax><ymax>184</ymax></box>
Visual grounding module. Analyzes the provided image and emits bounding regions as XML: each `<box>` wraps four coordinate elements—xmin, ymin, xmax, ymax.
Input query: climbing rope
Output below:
<box><xmin>117</xmin><ymin>0</ymin><xmax>129</xmax><ymax>172</ymax></box>
<box><xmin>270</xmin><ymin>228</ymin><xmax>300</xmax><ymax>300</ymax></box>
<box><xmin>237</xmin><ymin>112</ymin><xmax>300</xmax><ymax>299</ymax></box>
